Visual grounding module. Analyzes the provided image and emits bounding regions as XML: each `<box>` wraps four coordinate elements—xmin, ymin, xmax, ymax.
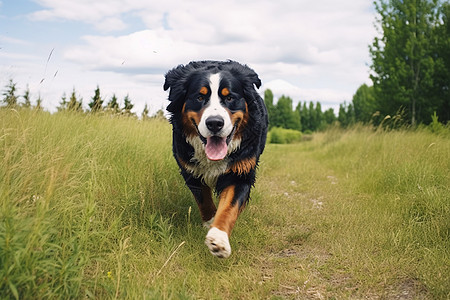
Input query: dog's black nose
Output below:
<box><xmin>205</xmin><ymin>116</ymin><xmax>224</xmax><ymax>134</ymax></box>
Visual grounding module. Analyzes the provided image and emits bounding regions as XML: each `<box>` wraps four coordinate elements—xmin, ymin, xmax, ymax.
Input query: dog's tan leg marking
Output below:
<box><xmin>205</xmin><ymin>185</ymin><xmax>240</xmax><ymax>258</ymax></box>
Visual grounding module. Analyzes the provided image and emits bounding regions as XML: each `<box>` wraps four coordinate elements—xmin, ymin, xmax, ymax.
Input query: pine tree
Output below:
<box><xmin>68</xmin><ymin>88</ymin><xmax>83</xmax><ymax>112</ymax></box>
<box><xmin>295</xmin><ymin>102</ymin><xmax>302</xmax><ymax>131</ymax></box>
<box><xmin>338</xmin><ymin>104</ymin><xmax>348</xmax><ymax>127</ymax></box>
<box><xmin>22</xmin><ymin>85</ymin><xmax>32</xmax><ymax>109</ymax></box>
<box><xmin>315</xmin><ymin>102</ymin><xmax>324</xmax><ymax>130</ymax></box>
<box><xmin>347</xmin><ymin>103</ymin><xmax>356</xmax><ymax>125</ymax></box>
<box><xmin>151</xmin><ymin>109</ymin><xmax>165</xmax><ymax>120</ymax></box>
<box><xmin>300</xmin><ymin>102</ymin><xmax>310</xmax><ymax>132</ymax></box>
<box><xmin>106</xmin><ymin>94</ymin><xmax>120</xmax><ymax>114</ymax></box>
<box><xmin>2</xmin><ymin>79</ymin><xmax>18</xmax><ymax>108</ymax></box>
<box><xmin>308</xmin><ymin>102</ymin><xmax>317</xmax><ymax>131</ymax></box>
<box><xmin>141</xmin><ymin>103</ymin><xmax>150</xmax><ymax>120</ymax></box>
<box><xmin>58</xmin><ymin>93</ymin><xmax>68</xmax><ymax>111</ymax></box>
<box><xmin>88</xmin><ymin>85</ymin><xmax>104</xmax><ymax>113</ymax></box>
<box><xmin>35</xmin><ymin>95</ymin><xmax>43</xmax><ymax>111</ymax></box>
<box><xmin>264</xmin><ymin>89</ymin><xmax>276</xmax><ymax>128</ymax></box>
<box><xmin>122</xmin><ymin>94</ymin><xmax>134</xmax><ymax>116</ymax></box>
<box><xmin>338</xmin><ymin>102</ymin><xmax>355</xmax><ymax>127</ymax></box>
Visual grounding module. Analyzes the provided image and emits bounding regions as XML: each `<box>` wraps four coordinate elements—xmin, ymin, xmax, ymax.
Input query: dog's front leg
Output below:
<box><xmin>205</xmin><ymin>183</ymin><xmax>250</xmax><ymax>258</ymax></box>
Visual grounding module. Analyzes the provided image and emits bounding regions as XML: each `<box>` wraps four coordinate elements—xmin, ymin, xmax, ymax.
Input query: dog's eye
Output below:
<box><xmin>225</xmin><ymin>96</ymin><xmax>233</xmax><ymax>102</ymax></box>
<box><xmin>198</xmin><ymin>96</ymin><xmax>204</xmax><ymax>102</ymax></box>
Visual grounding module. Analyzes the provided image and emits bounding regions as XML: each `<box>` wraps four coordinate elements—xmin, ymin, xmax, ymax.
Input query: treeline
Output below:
<box><xmin>264</xmin><ymin>80</ymin><xmax>447</xmax><ymax>134</ymax></box>
<box><xmin>0</xmin><ymin>79</ymin><xmax>164</xmax><ymax>120</ymax></box>
<box><xmin>264</xmin><ymin>89</ymin><xmax>369</xmax><ymax>133</ymax></box>
<box><xmin>264</xmin><ymin>89</ymin><xmax>339</xmax><ymax>132</ymax></box>
<box><xmin>265</xmin><ymin>0</ymin><xmax>450</xmax><ymax>132</ymax></box>
<box><xmin>1</xmin><ymin>79</ymin><xmax>44</xmax><ymax>111</ymax></box>
<box><xmin>369</xmin><ymin>0</ymin><xmax>450</xmax><ymax>126</ymax></box>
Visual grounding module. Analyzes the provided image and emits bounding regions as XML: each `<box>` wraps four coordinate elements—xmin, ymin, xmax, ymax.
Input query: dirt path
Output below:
<box><xmin>249</xmin><ymin>144</ymin><xmax>431</xmax><ymax>299</ymax></box>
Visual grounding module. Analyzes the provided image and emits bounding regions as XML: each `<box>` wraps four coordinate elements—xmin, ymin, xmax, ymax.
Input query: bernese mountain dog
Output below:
<box><xmin>164</xmin><ymin>60</ymin><xmax>268</xmax><ymax>258</ymax></box>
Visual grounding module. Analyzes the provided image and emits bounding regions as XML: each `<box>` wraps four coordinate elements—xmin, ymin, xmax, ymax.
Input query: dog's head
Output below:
<box><xmin>164</xmin><ymin>61</ymin><xmax>262</xmax><ymax>161</ymax></box>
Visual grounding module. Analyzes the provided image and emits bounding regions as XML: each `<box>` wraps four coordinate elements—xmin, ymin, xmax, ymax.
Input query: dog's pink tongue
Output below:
<box><xmin>205</xmin><ymin>137</ymin><xmax>227</xmax><ymax>161</ymax></box>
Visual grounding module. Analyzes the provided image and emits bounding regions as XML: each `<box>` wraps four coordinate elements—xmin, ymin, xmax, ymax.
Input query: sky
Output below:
<box><xmin>0</xmin><ymin>0</ymin><xmax>377</xmax><ymax>115</ymax></box>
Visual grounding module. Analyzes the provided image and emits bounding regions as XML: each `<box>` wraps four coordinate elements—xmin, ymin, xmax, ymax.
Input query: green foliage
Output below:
<box><xmin>338</xmin><ymin>101</ymin><xmax>356</xmax><ymax>128</ymax></box>
<box><xmin>88</xmin><ymin>85</ymin><xmax>104</xmax><ymax>113</ymax></box>
<box><xmin>1</xmin><ymin>79</ymin><xmax>18</xmax><ymax>108</ymax></box>
<box><xmin>427</xmin><ymin>111</ymin><xmax>450</xmax><ymax>135</ymax></box>
<box><xmin>141</xmin><ymin>103</ymin><xmax>150</xmax><ymax>120</ymax></box>
<box><xmin>58</xmin><ymin>92</ymin><xmax>68</xmax><ymax>111</ymax></box>
<box><xmin>264</xmin><ymin>89</ymin><xmax>337</xmax><ymax>133</ymax></box>
<box><xmin>274</xmin><ymin>95</ymin><xmax>301</xmax><ymax>130</ymax></box>
<box><xmin>264</xmin><ymin>89</ymin><xmax>276</xmax><ymax>128</ymax></box>
<box><xmin>268</xmin><ymin>127</ymin><xmax>302</xmax><ymax>144</ymax></box>
<box><xmin>433</xmin><ymin>2</ymin><xmax>450</xmax><ymax>122</ymax></box>
<box><xmin>106</xmin><ymin>94</ymin><xmax>120</xmax><ymax>114</ymax></box>
<box><xmin>67</xmin><ymin>88</ymin><xmax>83</xmax><ymax>112</ymax></box>
<box><xmin>151</xmin><ymin>109</ymin><xmax>166</xmax><ymax>120</ymax></box>
<box><xmin>22</xmin><ymin>86</ymin><xmax>31</xmax><ymax>109</ymax></box>
<box><xmin>370</xmin><ymin>0</ymin><xmax>449</xmax><ymax>125</ymax></box>
<box><xmin>122</xmin><ymin>94</ymin><xmax>134</xmax><ymax>116</ymax></box>
<box><xmin>265</xmin><ymin>92</ymin><xmax>300</xmax><ymax>130</ymax></box>
<box><xmin>323</xmin><ymin>108</ymin><xmax>337</xmax><ymax>126</ymax></box>
<box><xmin>352</xmin><ymin>84</ymin><xmax>376</xmax><ymax>123</ymax></box>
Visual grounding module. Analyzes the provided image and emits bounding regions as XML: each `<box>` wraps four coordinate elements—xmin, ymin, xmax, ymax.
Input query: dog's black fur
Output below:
<box><xmin>164</xmin><ymin>60</ymin><xmax>268</xmax><ymax>258</ymax></box>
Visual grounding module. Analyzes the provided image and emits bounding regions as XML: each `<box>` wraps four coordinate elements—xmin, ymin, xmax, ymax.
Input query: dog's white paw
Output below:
<box><xmin>202</xmin><ymin>217</ymin><xmax>215</xmax><ymax>229</ymax></box>
<box><xmin>205</xmin><ymin>227</ymin><xmax>231</xmax><ymax>258</ymax></box>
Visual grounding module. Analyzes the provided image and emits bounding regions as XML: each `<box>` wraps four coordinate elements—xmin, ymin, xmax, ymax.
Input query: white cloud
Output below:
<box><xmin>30</xmin><ymin>0</ymin><xmax>144</xmax><ymax>32</ymax></box>
<box><xmin>0</xmin><ymin>35</ymin><xmax>31</xmax><ymax>46</ymax></box>
<box><xmin>8</xmin><ymin>0</ymin><xmax>377</xmax><ymax>113</ymax></box>
<box><xmin>64</xmin><ymin>1</ymin><xmax>373</xmax><ymax>65</ymax></box>
<box><xmin>63</xmin><ymin>30</ymin><xmax>201</xmax><ymax>73</ymax></box>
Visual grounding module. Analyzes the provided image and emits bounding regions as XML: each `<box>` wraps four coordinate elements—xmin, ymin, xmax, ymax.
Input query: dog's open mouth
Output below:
<box><xmin>198</xmin><ymin>123</ymin><xmax>238</xmax><ymax>161</ymax></box>
<box><xmin>205</xmin><ymin>136</ymin><xmax>227</xmax><ymax>161</ymax></box>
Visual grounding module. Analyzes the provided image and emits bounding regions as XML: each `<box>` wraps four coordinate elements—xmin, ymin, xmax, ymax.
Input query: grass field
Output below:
<box><xmin>1</xmin><ymin>109</ymin><xmax>449</xmax><ymax>299</ymax></box>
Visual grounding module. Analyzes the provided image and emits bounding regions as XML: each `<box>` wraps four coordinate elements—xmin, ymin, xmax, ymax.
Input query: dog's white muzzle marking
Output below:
<box><xmin>198</xmin><ymin>73</ymin><xmax>233</xmax><ymax>139</ymax></box>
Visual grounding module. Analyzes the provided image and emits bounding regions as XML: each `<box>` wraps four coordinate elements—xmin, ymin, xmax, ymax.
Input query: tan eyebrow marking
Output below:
<box><xmin>221</xmin><ymin>88</ymin><xmax>230</xmax><ymax>96</ymax></box>
<box><xmin>200</xmin><ymin>87</ymin><xmax>208</xmax><ymax>95</ymax></box>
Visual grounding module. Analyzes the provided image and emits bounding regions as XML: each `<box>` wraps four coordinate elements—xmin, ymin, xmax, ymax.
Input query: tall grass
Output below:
<box><xmin>1</xmin><ymin>110</ymin><xmax>449</xmax><ymax>298</ymax></box>
<box><xmin>0</xmin><ymin>109</ymin><xmax>185</xmax><ymax>298</ymax></box>
<box><xmin>254</xmin><ymin>124</ymin><xmax>449</xmax><ymax>298</ymax></box>
<box><xmin>308</xmin><ymin>126</ymin><xmax>450</xmax><ymax>297</ymax></box>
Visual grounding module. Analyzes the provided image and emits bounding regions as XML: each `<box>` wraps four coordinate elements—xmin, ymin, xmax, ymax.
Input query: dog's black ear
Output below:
<box><xmin>164</xmin><ymin>64</ymin><xmax>185</xmax><ymax>91</ymax></box>
<box><xmin>229</xmin><ymin>62</ymin><xmax>264</xmax><ymax>112</ymax></box>
<box><xmin>244</xmin><ymin>66</ymin><xmax>262</xmax><ymax>89</ymax></box>
<box><xmin>164</xmin><ymin>64</ymin><xmax>191</xmax><ymax>114</ymax></box>
<box><xmin>163</xmin><ymin>76</ymin><xmax>172</xmax><ymax>91</ymax></box>
<box><xmin>227</xmin><ymin>61</ymin><xmax>261</xmax><ymax>89</ymax></box>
